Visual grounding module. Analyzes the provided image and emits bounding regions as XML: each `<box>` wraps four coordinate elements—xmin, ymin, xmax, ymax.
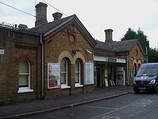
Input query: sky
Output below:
<box><xmin>0</xmin><ymin>0</ymin><xmax>158</xmax><ymax>48</ymax></box>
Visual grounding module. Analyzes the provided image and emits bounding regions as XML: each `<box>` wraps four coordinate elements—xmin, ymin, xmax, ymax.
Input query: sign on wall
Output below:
<box><xmin>84</xmin><ymin>62</ymin><xmax>94</xmax><ymax>85</ymax></box>
<box><xmin>47</xmin><ymin>63</ymin><xmax>60</xmax><ymax>89</ymax></box>
<box><xmin>0</xmin><ymin>49</ymin><xmax>4</xmax><ymax>54</ymax></box>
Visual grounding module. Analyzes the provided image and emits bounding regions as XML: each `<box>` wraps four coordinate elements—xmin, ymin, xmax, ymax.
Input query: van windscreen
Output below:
<box><xmin>136</xmin><ymin>68</ymin><xmax>158</xmax><ymax>77</ymax></box>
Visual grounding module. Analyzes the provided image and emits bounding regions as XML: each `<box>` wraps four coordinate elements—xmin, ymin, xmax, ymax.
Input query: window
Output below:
<box><xmin>75</xmin><ymin>59</ymin><xmax>83</xmax><ymax>87</ymax></box>
<box><xmin>60</xmin><ymin>58</ymin><xmax>69</xmax><ymax>88</ymax></box>
<box><xmin>18</xmin><ymin>60</ymin><xmax>33</xmax><ymax>93</ymax></box>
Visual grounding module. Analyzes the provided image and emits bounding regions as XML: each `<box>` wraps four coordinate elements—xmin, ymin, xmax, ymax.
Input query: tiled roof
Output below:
<box><xmin>30</xmin><ymin>14</ymin><xmax>97</xmax><ymax>47</ymax></box>
<box><xmin>0</xmin><ymin>25</ymin><xmax>39</xmax><ymax>35</ymax></box>
<box><xmin>30</xmin><ymin>15</ymin><xmax>74</xmax><ymax>34</ymax></box>
<box><xmin>95</xmin><ymin>40</ymin><xmax>114</xmax><ymax>51</ymax></box>
<box><xmin>95</xmin><ymin>39</ymin><xmax>138</xmax><ymax>52</ymax></box>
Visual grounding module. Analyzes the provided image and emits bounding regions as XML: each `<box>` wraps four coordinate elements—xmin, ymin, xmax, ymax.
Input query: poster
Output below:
<box><xmin>47</xmin><ymin>63</ymin><xmax>60</xmax><ymax>89</ymax></box>
<box><xmin>84</xmin><ymin>62</ymin><xmax>94</xmax><ymax>85</ymax></box>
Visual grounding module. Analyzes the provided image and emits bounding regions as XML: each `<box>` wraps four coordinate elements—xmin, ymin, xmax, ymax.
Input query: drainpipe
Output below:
<box><xmin>40</xmin><ymin>34</ymin><xmax>44</xmax><ymax>99</ymax></box>
<box><xmin>126</xmin><ymin>52</ymin><xmax>129</xmax><ymax>86</ymax></box>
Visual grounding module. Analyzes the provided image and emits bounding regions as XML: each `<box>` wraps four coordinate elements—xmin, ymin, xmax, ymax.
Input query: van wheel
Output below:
<box><xmin>133</xmin><ymin>88</ymin><xmax>140</xmax><ymax>94</ymax></box>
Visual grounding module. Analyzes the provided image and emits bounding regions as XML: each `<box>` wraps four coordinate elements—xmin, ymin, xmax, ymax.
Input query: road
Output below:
<box><xmin>22</xmin><ymin>92</ymin><xmax>158</xmax><ymax>119</ymax></box>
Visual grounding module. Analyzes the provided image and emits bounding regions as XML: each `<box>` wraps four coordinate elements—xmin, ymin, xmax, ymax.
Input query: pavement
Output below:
<box><xmin>0</xmin><ymin>86</ymin><xmax>133</xmax><ymax>119</ymax></box>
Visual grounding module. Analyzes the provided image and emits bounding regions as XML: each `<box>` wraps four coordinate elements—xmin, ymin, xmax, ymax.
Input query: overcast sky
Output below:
<box><xmin>0</xmin><ymin>0</ymin><xmax>158</xmax><ymax>48</ymax></box>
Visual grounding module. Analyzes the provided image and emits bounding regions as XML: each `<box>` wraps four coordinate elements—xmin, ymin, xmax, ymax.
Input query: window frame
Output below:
<box><xmin>18</xmin><ymin>59</ymin><xmax>33</xmax><ymax>93</ymax></box>
<box><xmin>75</xmin><ymin>59</ymin><xmax>83</xmax><ymax>87</ymax></box>
<box><xmin>60</xmin><ymin>58</ymin><xmax>70</xmax><ymax>89</ymax></box>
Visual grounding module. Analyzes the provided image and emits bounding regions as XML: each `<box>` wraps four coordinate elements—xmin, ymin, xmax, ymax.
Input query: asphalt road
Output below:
<box><xmin>22</xmin><ymin>92</ymin><xmax>158</xmax><ymax>119</ymax></box>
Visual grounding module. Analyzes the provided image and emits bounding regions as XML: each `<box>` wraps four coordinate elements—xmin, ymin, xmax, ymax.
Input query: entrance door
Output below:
<box><xmin>96</xmin><ymin>67</ymin><xmax>102</xmax><ymax>87</ymax></box>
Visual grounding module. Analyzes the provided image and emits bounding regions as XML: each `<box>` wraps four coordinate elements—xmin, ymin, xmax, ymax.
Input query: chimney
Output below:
<box><xmin>104</xmin><ymin>29</ymin><xmax>113</xmax><ymax>43</ymax></box>
<box><xmin>18</xmin><ymin>24</ymin><xmax>28</xmax><ymax>29</ymax></box>
<box><xmin>35</xmin><ymin>2</ymin><xmax>47</xmax><ymax>27</ymax></box>
<box><xmin>52</xmin><ymin>12</ymin><xmax>63</xmax><ymax>21</ymax></box>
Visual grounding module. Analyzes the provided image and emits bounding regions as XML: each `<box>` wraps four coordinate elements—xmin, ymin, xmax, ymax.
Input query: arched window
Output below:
<box><xmin>75</xmin><ymin>60</ymin><xmax>80</xmax><ymax>83</ymax></box>
<box><xmin>75</xmin><ymin>59</ymin><xmax>83</xmax><ymax>87</ymax></box>
<box><xmin>18</xmin><ymin>60</ymin><xmax>33</xmax><ymax>93</ymax></box>
<box><xmin>138</xmin><ymin>63</ymin><xmax>141</xmax><ymax>68</ymax></box>
<box><xmin>60</xmin><ymin>58</ymin><xmax>69</xmax><ymax>88</ymax></box>
<box><xmin>134</xmin><ymin>63</ymin><xmax>137</xmax><ymax>77</ymax></box>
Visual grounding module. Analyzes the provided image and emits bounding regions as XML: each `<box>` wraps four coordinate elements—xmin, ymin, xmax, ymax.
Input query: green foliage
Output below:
<box><xmin>121</xmin><ymin>28</ymin><xmax>137</xmax><ymax>40</ymax></box>
<box><xmin>137</xmin><ymin>29</ymin><xmax>149</xmax><ymax>53</ymax></box>
<box><xmin>122</xmin><ymin>28</ymin><xmax>158</xmax><ymax>62</ymax></box>
<box><xmin>121</xmin><ymin>28</ymin><xmax>149</xmax><ymax>52</ymax></box>
<box><xmin>148</xmin><ymin>48</ymin><xmax>158</xmax><ymax>62</ymax></box>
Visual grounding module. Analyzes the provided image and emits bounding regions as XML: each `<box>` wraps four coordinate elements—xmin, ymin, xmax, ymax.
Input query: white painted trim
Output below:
<box><xmin>18</xmin><ymin>87</ymin><xmax>33</xmax><ymax>93</ymax></box>
<box><xmin>75</xmin><ymin>84</ymin><xmax>83</xmax><ymax>87</ymax></box>
<box><xmin>93</xmin><ymin>55</ymin><xmax>126</xmax><ymax>63</ymax></box>
<box><xmin>61</xmin><ymin>84</ymin><xmax>70</xmax><ymax>89</ymax></box>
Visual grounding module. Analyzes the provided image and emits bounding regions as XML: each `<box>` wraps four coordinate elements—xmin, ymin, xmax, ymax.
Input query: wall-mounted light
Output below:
<box><xmin>72</xmin><ymin>48</ymin><xmax>81</xmax><ymax>54</ymax></box>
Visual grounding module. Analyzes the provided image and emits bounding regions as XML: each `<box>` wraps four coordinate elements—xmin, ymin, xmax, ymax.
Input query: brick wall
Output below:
<box><xmin>44</xmin><ymin>26</ymin><xmax>94</xmax><ymax>98</ymax></box>
<box><xmin>128</xmin><ymin>43</ymin><xmax>145</xmax><ymax>84</ymax></box>
<box><xmin>0</xmin><ymin>27</ymin><xmax>40</xmax><ymax>104</ymax></box>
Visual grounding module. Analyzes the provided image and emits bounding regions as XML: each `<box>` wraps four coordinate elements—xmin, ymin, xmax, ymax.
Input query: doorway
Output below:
<box><xmin>96</xmin><ymin>67</ymin><xmax>103</xmax><ymax>87</ymax></box>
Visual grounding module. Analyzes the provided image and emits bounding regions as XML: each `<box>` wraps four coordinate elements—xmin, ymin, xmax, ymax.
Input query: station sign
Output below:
<box><xmin>108</xmin><ymin>58</ymin><xmax>116</xmax><ymax>62</ymax></box>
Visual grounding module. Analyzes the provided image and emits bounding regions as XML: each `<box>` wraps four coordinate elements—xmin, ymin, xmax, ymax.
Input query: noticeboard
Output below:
<box><xmin>84</xmin><ymin>62</ymin><xmax>94</xmax><ymax>85</ymax></box>
<box><xmin>47</xmin><ymin>63</ymin><xmax>60</xmax><ymax>89</ymax></box>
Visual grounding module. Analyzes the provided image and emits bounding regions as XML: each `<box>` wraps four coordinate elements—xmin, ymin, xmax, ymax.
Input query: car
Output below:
<box><xmin>133</xmin><ymin>63</ymin><xmax>158</xmax><ymax>93</ymax></box>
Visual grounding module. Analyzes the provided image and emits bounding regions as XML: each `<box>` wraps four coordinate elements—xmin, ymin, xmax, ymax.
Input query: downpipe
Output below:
<box><xmin>40</xmin><ymin>34</ymin><xmax>45</xmax><ymax>99</ymax></box>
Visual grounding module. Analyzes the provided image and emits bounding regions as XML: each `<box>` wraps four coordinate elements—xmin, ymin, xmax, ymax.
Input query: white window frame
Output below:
<box><xmin>18</xmin><ymin>60</ymin><xmax>33</xmax><ymax>93</ymax></box>
<box><xmin>75</xmin><ymin>59</ymin><xmax>83</xmax><ymax>87</ymax></box>
<box><xmin>61</xmin><ymin>58</ymin><xmax>70</xmax><ymax>89</ymax></box>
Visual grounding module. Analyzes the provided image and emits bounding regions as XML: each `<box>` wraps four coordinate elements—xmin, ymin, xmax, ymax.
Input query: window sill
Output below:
<box><xmin>61</xmin><ymin>85</ymin><xmax>70</xmax><ymax>89</ymax></box>
<box><xmin>18</xmin><ymin>88</ymin><xmax>33</xmax><ymax>93</ymax></box>
<box><xmin>75</xmin><ymin>84</ymin><xmax>83</xmax><ymax>87</ymax></box>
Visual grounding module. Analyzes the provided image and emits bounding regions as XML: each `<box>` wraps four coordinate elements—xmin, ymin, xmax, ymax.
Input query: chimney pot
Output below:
<box><xmin>35</xmin><ymin>2</ymin><xmax>47</xmax><ymax>8</ymax></box>
<box><xmin>18</xmin><ymin>24</ymin><xmax>28</xmax><ymax>29</ymax></box>
<box><xmin>52</xmin><ymin>12</ymin><xmax>63</xmax><ymax>20</ymax></box>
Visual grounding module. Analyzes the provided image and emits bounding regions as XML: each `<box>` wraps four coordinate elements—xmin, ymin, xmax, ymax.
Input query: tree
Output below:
<box><xmin>137</xmin><ymin>29</ymin><xmax>149</xmax><ymax>54</ymax></box>
<box><xmin>121</xmin><ymin>28</ymin><xmax>149</xmax><ymax>52</ymax></box>
<box><xmin>148</xmin><ymin>48</ymin><xmax>158</xmax><ymax>62</ymax></box>
<box><xmin>121</xmin><ymin>28</ymin><xmax>137</xmax><ymax>41</ymax></box>
<box><xmin>121</xmin><ymin>28</ymin><xmax>158</xmax><ymax>62</ymax></box>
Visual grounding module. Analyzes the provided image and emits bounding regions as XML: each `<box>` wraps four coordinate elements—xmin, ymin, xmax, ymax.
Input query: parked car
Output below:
<box><xmin>133</xmin><ymin>63</ymin><xmax>158</xmax><ymax>93</ymax></box>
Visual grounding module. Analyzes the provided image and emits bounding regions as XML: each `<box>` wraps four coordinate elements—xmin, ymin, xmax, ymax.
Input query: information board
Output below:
<box><xmin>47</xmin><ymin>63</ymin><xmax>60</xmax><ymax>89</ymax></box>
<box><xmin>84</xmin><ymin>62</ymin><xmax>94</xmax><ymax>85</ymax></box>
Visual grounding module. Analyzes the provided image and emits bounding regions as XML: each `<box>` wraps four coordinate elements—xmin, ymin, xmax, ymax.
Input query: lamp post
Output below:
<box><xmin>146</xmin><ymin>47</ymin><xmax>148</xmax><ymax>63</ymax></box>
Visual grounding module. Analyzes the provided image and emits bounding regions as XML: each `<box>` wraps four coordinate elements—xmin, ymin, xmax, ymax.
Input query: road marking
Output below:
<box><xmin>131</xmin><ymin>99</ymin><xmax>153</xmax><ymax>107</ymax></box>
<box><xmin>101</xmin><ymin>115</ymin><xmax>120</xmax><ymax>119</ymax></box>
<box><xmin>84</xmin><ymin>105</ymin><xmax>118</xmax><ymax>110</ymax></box>
<box><xmin>90</xmin><ymin>96</ymin><xmax>154</xmax><ymax>119</ymax></box>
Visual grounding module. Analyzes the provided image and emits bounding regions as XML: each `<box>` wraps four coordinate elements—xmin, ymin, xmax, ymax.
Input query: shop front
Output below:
<box><xmin>94</xmin><ymin>55</ymin><xmax>126</xmax><ymax>87</ymax></box>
